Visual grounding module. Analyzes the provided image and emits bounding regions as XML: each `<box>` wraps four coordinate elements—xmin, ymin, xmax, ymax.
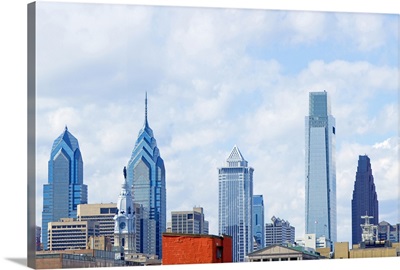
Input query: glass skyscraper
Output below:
<box><xmin>126</xmin><ymin>94</ymin><xmax>166</xmax><ymax>258</ymax></box>
<box><xmin>351</xmin><ymin>155</ymin><xmax>379</xmax><ymax>245</ymax></box>
<box><xmin>252</xmin><ymin>195</ymin><xmax>265</xmax><ymax>250</ymax></box>
<box><xmin>42</xmin><ymin>127</ymin><xmax>88</xmax><ymax>250</ymax></box>
<box><xmin>305</xmin><ymin>91</ymin><xmax>337</xmax><ymax>246</ymax></box>
<box><xmin>218</xmin><ymin>145</ymin><xmax>253</xmax><ymax>262</ymax></box>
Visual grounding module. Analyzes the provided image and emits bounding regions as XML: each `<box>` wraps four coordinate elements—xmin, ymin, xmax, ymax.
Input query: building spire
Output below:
<box><xmin>145</xmin><ymin>92</ymin><xmax>148</xmax><ymax>127</ymax></box>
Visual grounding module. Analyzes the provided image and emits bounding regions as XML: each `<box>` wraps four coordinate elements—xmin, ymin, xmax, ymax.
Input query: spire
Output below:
<box><xmin>145</xmin><ymin>92</ymin><xmax>148</xmax><ymax>127</ymax></box>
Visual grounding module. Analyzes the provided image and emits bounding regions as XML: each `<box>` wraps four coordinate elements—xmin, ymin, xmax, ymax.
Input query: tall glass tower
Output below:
<box><xmin>126</xmin><ymin>93</ymin><xmax>166</xmax><ymax>258</ymax></box>
<box><xmin>305</xmin><ymin>91</ymin><xmax>337</xmax><ymax>246</ymax></box>
<box><xmin>218</xmin><ymin>145</ymin><xmax>253</xmax><ymax>262</ymax></box>
<box><xmin>351</xmin><ymin>155</ymin><xmax>379</xmax><ymax>245</ymax></box>
<box><xmin>252</xmin><ymin>195</ymin><xmax>265</xmax><ymax>250</ymax></box>
<box><xmin>42</xmin><ymin>127</ymin><xmax>88</xmax><ymax>250</ymax></box>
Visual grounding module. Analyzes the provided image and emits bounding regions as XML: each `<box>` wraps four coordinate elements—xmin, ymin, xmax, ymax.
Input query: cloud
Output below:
<box><xmin>34</xmin><ymin>4</ymin><xmax>398</xmax><ymax>241</ymax></box>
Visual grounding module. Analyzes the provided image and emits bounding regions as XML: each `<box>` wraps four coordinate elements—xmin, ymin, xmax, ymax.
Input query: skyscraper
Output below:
<box><xmin>42</xmin><ymin>127</ymin><xmax>88</xmax><ymax>250</ymax></box>
<box><xmin>305</xmin><ymin>91</ymin><xmax>337</xmax><ymax>246</ymax></box>
<box><xmin>218</xmin><ymin>145</ymin><xmax>254</xmax><ymax>262</ymax></box>
<box><xmin>126</xmin><ymin>93</ymin><xmax>166</xmax><ymax>258</ymax></box>
<box><xmin>351</xmin><ymin>155</ymin><xmax>379</xmax><ymax>245</ymax></box>
<box><xmin>252</xmin><ymin>195</ymin><xmax>265</xmax><ymax>250</ymax></box>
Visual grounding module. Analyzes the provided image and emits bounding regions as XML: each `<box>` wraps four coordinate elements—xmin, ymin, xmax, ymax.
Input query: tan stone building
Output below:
<box><xmin>246</xmin><ymin>244</ymin><xmax>321</xmax><ymax>262</ymax></box>
<box><xmin>48</xmin><ymin>218</ymin><xmax>99</xmax><ymax>251</ymax></box>
<box><xmin>77</xmin><ymin>203</ymin><xmax>117</xmax><ymax>245</ymax></box>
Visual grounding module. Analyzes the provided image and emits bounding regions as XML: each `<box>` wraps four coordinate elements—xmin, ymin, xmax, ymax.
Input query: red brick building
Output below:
<box><xmin>162</xmin><ymin>233</ymin><xmax>232</xmax><ymax>265</ymax></box>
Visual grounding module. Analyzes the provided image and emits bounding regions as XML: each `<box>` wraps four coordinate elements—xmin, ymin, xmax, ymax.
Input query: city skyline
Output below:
<box><xmin>34</xmin><ymin>2</ymin><xmax>399</xmax><ymax>246</ymax></box>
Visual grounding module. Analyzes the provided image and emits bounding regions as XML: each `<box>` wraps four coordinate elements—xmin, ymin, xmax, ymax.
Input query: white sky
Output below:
<box><xmin>33</xmin><ymin>1</ymin><xmax>399</xmax><ymax>245</ymax></box>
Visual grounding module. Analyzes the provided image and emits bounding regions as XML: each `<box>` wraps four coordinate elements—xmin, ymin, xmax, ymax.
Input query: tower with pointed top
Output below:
<box><xmin>218</xmin><ymin>145</ymin><xmax>254</xmax><ymax>262</ymax></box>
<box><xmin>126</xmin><ymin>93</ymin><xmax>166</xmax><ymax>258</ymax></box>
<box><xmin>42</xmin><ymin>127</ymin><xmax>88</xmax><ymax>250</ymax></box>
<box><xmin>114</xmin><ymin>167</ymin><xmax>136</xmax><ymax>257</ymax></box>
<box><xmin>351</xmin><ymin>155</ymin><xmax>379</xmax><ymax>246</ymax></box>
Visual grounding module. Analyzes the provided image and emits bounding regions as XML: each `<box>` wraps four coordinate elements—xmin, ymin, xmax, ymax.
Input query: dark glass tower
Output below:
<box><xmin>351</xmin><ymin>155</ymin><xmax>379</xmax><ymax>245</ymax></box>
<box><xmin>305</xmin><ymin>91</ymin><xmax>337</xmax><ymax>246</ymax></box>
<box><xmin>42</xmin><ymin>127</ymin><xmax>88</xmax><ymax>250</ymax></box>
<box><xmin>126</xmin><ymin>93</ymin><xmax>166</xmax><ymax>258</ymax></box>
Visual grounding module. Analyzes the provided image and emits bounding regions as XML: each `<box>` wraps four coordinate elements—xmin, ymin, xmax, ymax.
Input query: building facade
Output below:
<box><xmin>171</xmin><ymin>207</ymin><xmax>209</xmax><ymax>235</ymax></box>
<box><xmin>126</xmin><ymin>94</ymin><xmax>166</xmax><ymax>258</ymax></box>
<box><xmin>378</xmin><ymin>221</ymin><xmax>400</xmax><ymax>243</ymax></box>
<box><xmin>246</xmin><ymin>244</ymin><xmax>321</xmax><ymax>262</ymax></box>
<box><xmin>305</xmin><ymin>91</ymin><xmax>337</xmax><ymax>246</ymax></box>
<box><xmin>47</xmin><ymin>218</ymin><xmax>99</xmax><ymax>250</ymax></box>
<box><xmin>114</xmin><ymin>167</ymin><xmax>136</xmax><ymax>258</ymax></box>
<box><xmin>162</xmin><ymin>233</ymin><xmax>232</xmax><ymax>265</ymax></box>
<box><xmin>265</xmin><ymin>216</ymin><xmax>295</xmax><ymax>247</ymax></box>
<box><xmin>351</xmin><ymin>155</ymin><xmax>379</xmax><ymax>245</ymax></box>
<box><xmin>218</xmin><ymin>145</ymin><xmax>254</xmax><ymax>262</ymax></box>
<box><xmin>252</xmin><ymin>195</ymin><xmax>265</xmax><ymax>250</ymax></box>
<box><xmin>77</xmin><ymin>203</ymin><xmax>117</xmax><ymax>245</ymax></box>
<box><xmin>42</xmin><ymin>127</ymin><xmax>88</xmax><ymax>250</ymax></box>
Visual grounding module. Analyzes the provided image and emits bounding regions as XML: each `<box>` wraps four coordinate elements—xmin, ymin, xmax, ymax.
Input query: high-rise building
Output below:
<box><xmin>42</xmin><ymin>127</ymin><xmax>88</xmax><ymax>250</ymax></box>
<box><xmin>77</xmin><ymin>203</ymin><xmax>118</xmax><ymax>245</ymax></box>
<box><xmin>265</xmin><ymin>216</ymin><xmax>295</xmax><ymax>247</ymax></box>
<box><xmin>218</xmin><ymin>145</ymin><xmax>254</xmax><ymax>262</ymax></box>
<box><xmin>252</xmin><ymin>195</ymin><xmax>265</xmax><ymax>250</ymax></box>
<box><xmin>171</xmin><ymin>207</ymin><xmax>209</xmax><ymax>234</ymax></box>
<box><xmin>114</xmin><ymin>167</ymin><xmax>136</xmax><ymax>257</ymax></box>
<box><xmin>351</xmin><ymin>155</ymin><xmax>379</xmax><ymax>245</ymax></box>
<box><xmin>305</xmin><ymin>91</ymin><xmax>337</xmax><ymax>246</ymax></box>
<box><xmin>126</xmin><ymin>93</ymin><xmax>166</xmax><ymax>258</ymax></box>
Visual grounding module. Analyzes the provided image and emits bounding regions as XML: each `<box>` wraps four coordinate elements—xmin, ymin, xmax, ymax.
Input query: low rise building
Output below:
<box><xmin>246</xmin><ymin>244</ymin><xmax>321</xmax><ymax>262</ymax></box>
<box><xmin>162</xmin><ymin>233</ymin><xmax>232</xmax><ymax>265</ymax></box>
<box><xmin>36</xmin><ymin>249</ymin><xmax>127</xmax><ymax>269</ymax></box>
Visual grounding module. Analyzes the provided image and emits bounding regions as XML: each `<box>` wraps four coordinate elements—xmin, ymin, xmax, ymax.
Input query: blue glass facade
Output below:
<box><xmin>252</xmin><ymin>195</ymin><xmax>264</xmax><ymax>250</ymax></box>
<box><xmin>351</xmin><ymin>155</ymin><xmax>379</xmax><ymax>245</ymax></box>
<box><xmin>42</xmin><ymin>127</ymin><xmax>88</xmax><ymax>250</ymax></box>
<box><xmin>305</xmin><ymin>91</ymin><xmax>337</xmax><ymax>246</ymax></box>
<box><xmin>126</xmin><ymin>94</ymin><xmax>166</xmax><ymax>258</ymax></box>
<box><xmin>218</xmin><ymin>145</ymin><xmax>253</xmax><ymax>262</ymax></box>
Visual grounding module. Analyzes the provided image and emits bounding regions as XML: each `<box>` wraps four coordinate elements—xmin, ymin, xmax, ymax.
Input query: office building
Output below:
<box><xmin>265</xmin><ymin>216</ymin><xmax>295</xmax><ymax>247</ymax></box>
<box><xmin>171</xmin><ymin>207</ymin><xmax>209</xmax><ymax>235</ymax></box>
<box><xmin>305</xmin><ymin>91</ymin><xmax>337</xmax><ymax>246</ymax></box>
<box><xmin>36</xmin><ymin>226</ymin><xmax>41</xmax><ymax>251</ymax></box>
<box><xmin>378</xmin><ymin>221</ymin><xmax>400</xmax><ymax>243</ymax></box>
<box><xmin>42</xmin><ymin>127</ymin><xmax>88</xmax><ymax>250</ymax></box>
<box><xmin>47</xmin><ymin>218</ymin><xmax>99</xmax><ymax>251</ymax></box>
<box><xmin>218</xmin><ymin>145</ymin><xmax>254</xmax><ymax>262</ymax></box>
<box><xmin>126</xmin><ymin>94</ymin><xmax>166</xmax><ymax>258</ymax></box>
<box><xmin>77</xmin><ymin>203</ymin><xmax>117</xmax><ymax>245</ymax></box>
<box><xmin>351</xmin><ymin>155</ymin><xmax>379</xmax><ymax>245</ymax></box>
<box><xmin>252</xmin><ymin>195</ymin><xmax>265</xmax><ymax>250</ymax></box>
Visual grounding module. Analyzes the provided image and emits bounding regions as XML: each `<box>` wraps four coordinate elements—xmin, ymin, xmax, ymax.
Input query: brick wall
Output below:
<box><xmin>162</xmin><ymin>233</ymin><xmax>232</xmax><ymax>265</ymax></box>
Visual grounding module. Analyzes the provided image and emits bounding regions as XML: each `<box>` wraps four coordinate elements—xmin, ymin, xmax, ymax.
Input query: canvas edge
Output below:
<box><xmin>27</xmin><ymin>1</ymin><xmax>37</xmax><ymax>269</ymax></box>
